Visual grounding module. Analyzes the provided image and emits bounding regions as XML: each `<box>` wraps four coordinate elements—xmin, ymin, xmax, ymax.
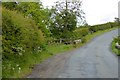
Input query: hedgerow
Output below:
<box><xmin>73</xmin><ymin>28</ymin><xmax>89</xmax><ymax>39</ymax></box>
<box><xmin>2</xmin><ymin>8</ymin><xmax>45</xmax><ymax>77</ymax></box>
<box><xmin>89</xmin><ymin>22</ymin><xmax>117</xmax><ymax>32</ymax></box>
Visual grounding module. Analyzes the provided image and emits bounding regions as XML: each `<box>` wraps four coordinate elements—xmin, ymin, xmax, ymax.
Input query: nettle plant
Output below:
<box><xmin>2</xmin><ymin>8</ymin><xmax>45</xmax><ymax>77</ymax></box>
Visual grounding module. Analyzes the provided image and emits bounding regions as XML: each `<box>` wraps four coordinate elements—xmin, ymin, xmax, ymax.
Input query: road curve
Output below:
<box><xmin>27</xmin><ymin>29</ymin><xmax>118</xmax><ymax>78</ymax></box>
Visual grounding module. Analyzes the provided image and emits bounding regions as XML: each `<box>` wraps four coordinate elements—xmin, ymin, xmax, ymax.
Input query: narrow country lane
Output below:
<box><xmin>27</xmin><ymin>29</ymin><xmax>118</xmax><ymax>78</ymax></box>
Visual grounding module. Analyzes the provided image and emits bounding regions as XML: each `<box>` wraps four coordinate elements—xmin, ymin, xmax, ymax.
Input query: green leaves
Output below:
<box><xmin>3</xmin><ymin>2</ymin><xmax>51</xmax><ymax>37</ymax></box>
<box><xmin>49</xmin><ymin>1</ymin><xmax>83</xmax><ymax>39</ymax></box>
<box><xmin>114</xmin><ymin>36</ymin><xmax>120</xmax><ymax>44</ymax></box>
<box><xmin>2</xmin><ymin>8</ymin><xmax>45</xmax><ymax>77</ymax></box>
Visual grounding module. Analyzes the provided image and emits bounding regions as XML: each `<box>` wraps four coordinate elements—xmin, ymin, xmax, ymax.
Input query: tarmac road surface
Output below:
<box><xmin>27</xmin><ymin>29</ymin><xmax>118</xmax><ymax>78</ymax></box>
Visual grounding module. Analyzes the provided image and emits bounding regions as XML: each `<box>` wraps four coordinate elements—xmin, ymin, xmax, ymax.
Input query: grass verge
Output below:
<box><xmin>111</xmin><ymin>41</ymin><xmax>120</xmax><ymax>56</ymax></box>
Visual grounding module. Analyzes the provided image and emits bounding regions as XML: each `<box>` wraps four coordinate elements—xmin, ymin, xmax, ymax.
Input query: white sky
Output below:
<box><xmin>41</xmin><ymin>0</ymin><xmax>120</xmax><ymax>25</ymax></box>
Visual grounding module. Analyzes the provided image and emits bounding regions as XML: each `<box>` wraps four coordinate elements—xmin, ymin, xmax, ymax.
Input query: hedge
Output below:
<box><xmin>2</xmin><ymin>8</ymin><xmax>45</xmax><ymax>77</ymax></box>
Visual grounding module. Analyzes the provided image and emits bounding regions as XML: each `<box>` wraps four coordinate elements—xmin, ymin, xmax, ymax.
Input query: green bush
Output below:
<box><xmin>2</xmin><ymin>8</ymin><xmax>45</xmax><ymax>77</ymax></box>
<box><xmin>114</xmin><ymin>36</ymin><xmax>120</xmax><ymax>44</ymax></box>
<box><xmin>74</xmin><ymin>28</ymin><xmax>89</xmax><ymax>38</ymax></box>
<box><xmin>112</xmin><ymin>37</ymin><xmax>120</xmax><ymax>56</ymax></box>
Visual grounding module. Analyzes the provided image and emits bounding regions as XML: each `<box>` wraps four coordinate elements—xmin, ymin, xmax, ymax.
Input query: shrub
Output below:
<box><xmin>114</xmin><ymin>36</ymin><xmax>120</xmax><ymax>44</ymax></box>
<box><xmin>74</xmin><ymin>28</ymin><xmax>89</xmax><ymax>38</ymax></box>
<box><xmin>2</xmin><ymin>8</ymin><xmax>45</xmax><ymax>77</ymax></box>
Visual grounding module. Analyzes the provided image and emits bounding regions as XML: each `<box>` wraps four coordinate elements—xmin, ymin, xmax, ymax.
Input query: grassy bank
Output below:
<box><xmin>111</xmin><ymin>28</ymin><xmax>120</xmax><ymax>56</ymax></box>
<box><xmin>111</xmin><ymin>40</ymin><xmax>120</xmax><ymax>56</ymax></box>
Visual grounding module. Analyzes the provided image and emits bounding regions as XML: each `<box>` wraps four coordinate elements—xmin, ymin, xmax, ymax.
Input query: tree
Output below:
<box><xmin>16</xmin><ymin>2</ymin><xmax>51</xmax><ymax>37</ymax></box>
<box><xmin>49</xmin><ymin>0</ymin><xmax>85</xmax><ymax>39</ymax></box>
<box><xmin>50</xmin><ymin>10</ymin><xmax>77</xmax><ymax>38</ymax></box>
<box><xmin>2</xmin><ymin>2</ymin><xmax>51</xmax><ymax>37</ymax></box>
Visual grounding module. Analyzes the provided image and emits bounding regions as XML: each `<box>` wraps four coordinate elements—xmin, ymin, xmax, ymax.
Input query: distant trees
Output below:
<box><xmin>48</xmin><ymin>0</ymin><xmax>85</xmax><ymax>39</ymax></box>
<box><xmin>49</xmin><ymin>9</ymin><xmax>77</xmax><ymax>38</ymax></box>
<box><xmin>89</xmin><ymin>22</ymin><xmax>117</xmax><ymax>32</ymax></box>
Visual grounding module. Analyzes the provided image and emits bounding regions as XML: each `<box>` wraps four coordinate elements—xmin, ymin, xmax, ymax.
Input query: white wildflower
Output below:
<box><xmin>12</xmin><ymin>67</ymin><xmax>15</xmax><ymax>70</ymax></box>
<box><xmin>19</xmin><ymin>52</ymin><xmax>22</xmax><ymax>56</ymax></box>
<box><xmin>16</xmin><ymin>64</ymin><xmax>19</xmax><ymax>67</ymax></box>
<box><xmin>116</xmin><ymin>42</ymin><xmax>119</xmax><ymax>46</ymax></box>
<box><xmin>38</xmin><ymin>47</ymin><xmax>40</xmax><ymax>49</ymax></box>
<box><xmin>18</xmin><ymin>67</ymin><xmax>21</xmax><ymax>73</ymax></box>
<box><xmin>18</xmin><ymin>67</ymin><xmax>21</xmax><ymax>70</ymax></box>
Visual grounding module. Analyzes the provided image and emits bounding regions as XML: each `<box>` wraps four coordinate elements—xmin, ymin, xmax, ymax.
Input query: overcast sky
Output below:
<box><xmin>41</xmin><ymin>0</ymin><xmax>120</xmax><ymax>25</ymax></box>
